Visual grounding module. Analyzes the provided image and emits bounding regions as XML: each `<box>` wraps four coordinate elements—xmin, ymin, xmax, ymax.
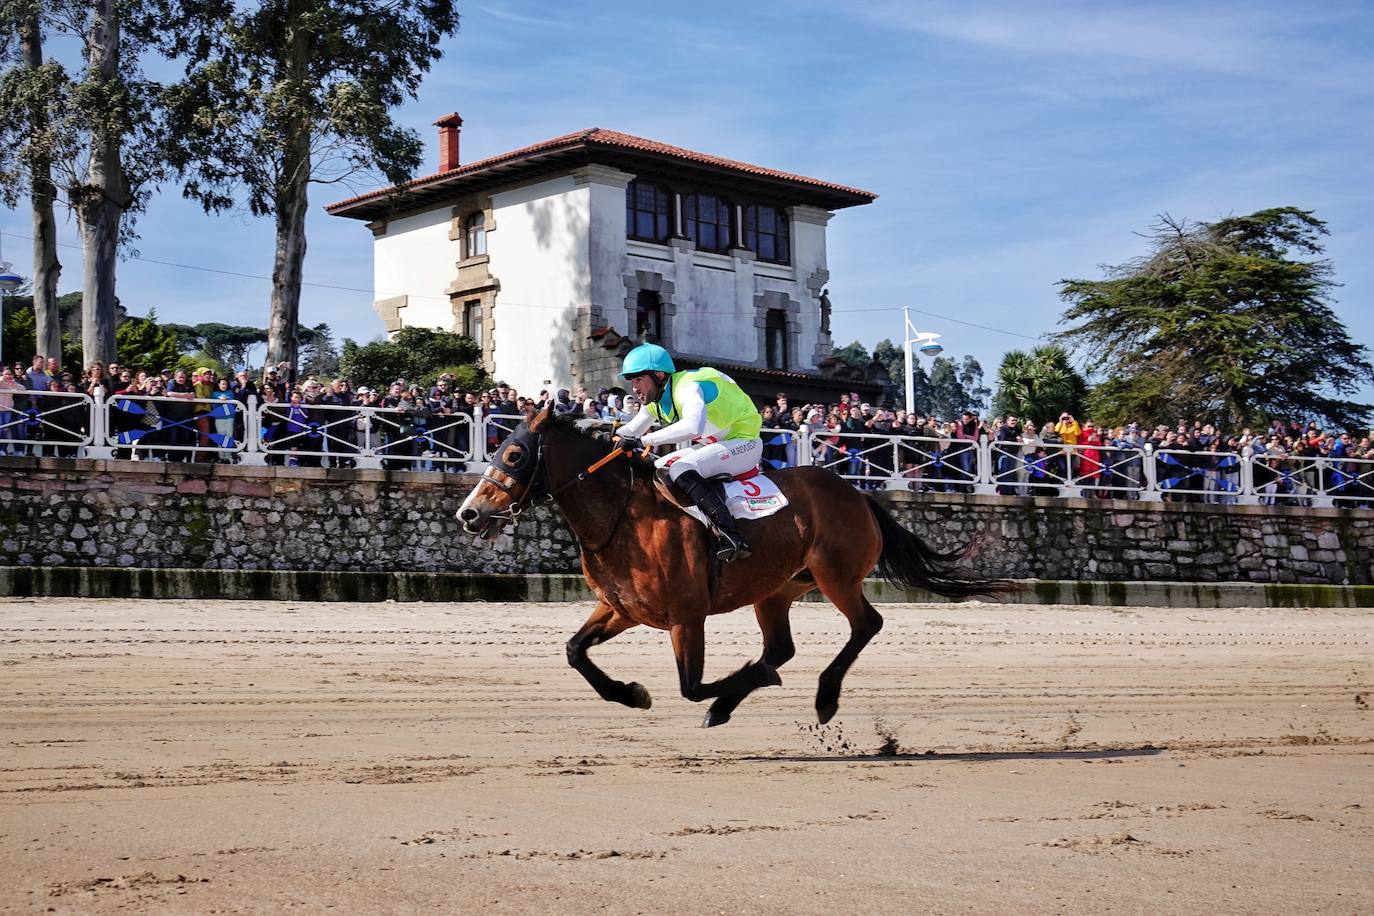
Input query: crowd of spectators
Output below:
<box><xmin>750</xmin><ymin>392</ymin><xmax>1374</xmax><ymax>507</ymax></box>
<box><xmin>251</xmin><ymin>377</ymin><xmax>641</xmax><ymax>470</ymax></box>
<box><xmin>0</xmin><ymin>353</ymin><xmax>646</xmax><ymax>471</ymax></box>
<box><xmin>3</xmin><ymin>352</ymin><xmax>1372</xmax><ymax>506</ymax></box>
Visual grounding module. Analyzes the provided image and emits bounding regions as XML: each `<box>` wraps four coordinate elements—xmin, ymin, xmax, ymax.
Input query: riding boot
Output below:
<box><xmin>674</xmin><ymin>469</ymin><xmax>752</xmax><ymax>562</ymax></box>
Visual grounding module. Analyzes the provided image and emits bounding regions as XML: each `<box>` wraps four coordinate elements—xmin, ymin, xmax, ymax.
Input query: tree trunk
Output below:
<box><xmin>265</xmin><ymin>14</ymin><xmax>311</xmax><ymax>383</ymax></box>
<box><xmin>266</xmin><ymin>154</ymin><xmax>309</xmax><ymax>381</ymax></box>
<box><xmin>77</xmin><ymin>0</ymin><xmax>125</xmax><ymax>369</ymax></box>
<box><xmin>19</xmin><ymin>10</ymin><xmax>62</xmax><ymax>364</ymax></box>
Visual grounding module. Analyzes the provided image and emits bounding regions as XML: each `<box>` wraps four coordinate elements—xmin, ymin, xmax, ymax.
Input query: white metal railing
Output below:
<box><xmin>759</xmin><ymin>426</ymin><xmax>803</xmax><ymax>472</ymax></box>
<box><xmin>0</xmin><ymin>389</ymin><xmax>94</xmax><ymax>456</ymax></box>
<box><xmin>481</xmin><ymin>413</ymin><xmax>528</xmax><ymax>460</ymax></box>
<box><xmin>1252</xmin><ymin>452</ymin><xmax>1319</xmax><ymax>505</ymax></box>
<box><xmin>480</xmin><ymin>412</ymin><xmax>623</xmax><ymax>459</ymax></box>
<box><xmin>809</xmin><ymin>428</ymin><xmax>981</xmax><ymax>492</ymax></box>
<box><xmin>2</xmin><ymin>387</ymin><xmax>1372</xmax><ymax>509</ymax></box>
<box><xmin>990</xmin><ymin>440</ymin><xmax>1149</xmax><ymax>498</ymax></box>
<box><xmin>1150</xmin><ymin>447</ymin><xmax>1245</xmax><ymax>503</ymax></box>
<box><xmin>1249</xmin><ymin>451</ymin><xmax>1374</xmax><ymax>508</ymax></box>
<box><xmin>1327</xmin><ymin>454</ymin><xmax>1374</xmax><ymax>506</ymax></box>
<box><xmin>102</xmin><ymin>392</ymin><xmax>248</xmax><ymax>459</ymax></box>
<box><xmin>257</xmin><ymin>401</ymin><xmax>474</xmax><ymax>470</ymax></box>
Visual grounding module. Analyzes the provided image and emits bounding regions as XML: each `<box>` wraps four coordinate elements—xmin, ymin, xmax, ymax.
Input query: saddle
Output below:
<box><xmin>654</xmin><ymin>467</ymin><xmax>788</xmax><ymax>521</ymax></box>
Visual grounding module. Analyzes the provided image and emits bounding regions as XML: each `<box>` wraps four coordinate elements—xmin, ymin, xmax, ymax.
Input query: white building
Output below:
<box><xmin>327</xmin><ymin>115</ymin><xmax>880</xmax><ymax>402</ymax></box>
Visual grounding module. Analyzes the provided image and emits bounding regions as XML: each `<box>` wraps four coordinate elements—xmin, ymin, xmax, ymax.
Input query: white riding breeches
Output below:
<box><xmin>656</xmin><ymin>438</ymin><xmax>761</xmax><ymax>482</ymax></box>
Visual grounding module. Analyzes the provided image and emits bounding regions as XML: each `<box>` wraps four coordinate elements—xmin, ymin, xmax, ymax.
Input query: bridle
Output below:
<box><xmin>475</xmin><ymin>427</ymin><xmax>545</xmax><ymax>527</ymax></box>
<box><xmin>478</xmin><ymin>421</ymin><xmax>637</xmax><ymax>553</ymax></box>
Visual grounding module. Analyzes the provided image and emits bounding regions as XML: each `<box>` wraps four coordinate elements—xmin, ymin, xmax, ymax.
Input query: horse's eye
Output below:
<box><xmin>505</xmin><ymin>445</ymin><xmax>525</xmax><ymax>466</ymax></box>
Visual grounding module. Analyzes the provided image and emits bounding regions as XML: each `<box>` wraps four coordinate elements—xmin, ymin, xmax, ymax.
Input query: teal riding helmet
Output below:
<box><xmin>621</xmin><ymin>343</ymin><xmax>676</xmax><ymax>377</ymax></box>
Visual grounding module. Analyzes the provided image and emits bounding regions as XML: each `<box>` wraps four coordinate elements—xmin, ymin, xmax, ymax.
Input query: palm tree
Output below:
<box><xmin>992</xmin><ymin>345</ymin><xmax>1086</xmax><ymax>423</ymax></box>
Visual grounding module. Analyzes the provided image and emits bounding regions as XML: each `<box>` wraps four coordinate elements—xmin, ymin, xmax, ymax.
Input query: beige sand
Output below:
<box><xmin>1</xmin><ymin>597</ymin><xmax>1371</xmax><ymax>915</ymax></box>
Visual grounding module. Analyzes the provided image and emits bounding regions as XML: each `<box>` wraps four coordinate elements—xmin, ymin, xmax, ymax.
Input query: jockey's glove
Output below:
<box><xmin>616</xmin><ymin>435</ymin><xmax>644</xmax><ymax>454</ymax></box>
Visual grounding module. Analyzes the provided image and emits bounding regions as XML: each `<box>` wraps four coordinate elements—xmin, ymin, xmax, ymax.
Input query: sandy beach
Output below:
<box><xmin>1</xmin><ymin>597</ymin><xmax>1371</xmax><ymax>914</ymax></box>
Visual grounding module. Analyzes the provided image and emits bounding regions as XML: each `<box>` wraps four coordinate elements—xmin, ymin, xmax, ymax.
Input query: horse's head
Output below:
<box><xmin>456</xmin><ymin>406</ymin><xmax>550</xmax><ymax>539</ymax></box>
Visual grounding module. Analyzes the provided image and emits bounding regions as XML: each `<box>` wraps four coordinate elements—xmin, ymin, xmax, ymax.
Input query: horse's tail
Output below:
<box><xmin>865</xmin><ymin>495</ymin><xmax>1010</xmax><ymax>600</ymax></box>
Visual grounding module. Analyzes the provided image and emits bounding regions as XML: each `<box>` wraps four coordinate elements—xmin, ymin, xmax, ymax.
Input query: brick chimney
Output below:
<box><xmin>434</xmin><ymin>113</ymin><xmax>463</xmax><ymax>172</ymax></box>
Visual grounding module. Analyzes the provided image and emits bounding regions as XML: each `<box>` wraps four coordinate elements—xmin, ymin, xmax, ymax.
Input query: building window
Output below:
<box><xmin>765</xmin><ymin>309</ymin><xmax>788</xmax><ymax>370</ymax></box>
<box><xmin>683</xmin><ymin>193</ymin><xmax>732</xmax><ymax>252</ymax></box>
<box><xmin>464</xmin><ymin>212</ymin><xmax>486</xmax><ymax>258</ymax></box>
<box><xmin>636</xmin><ymin>290</ymin><xmax>662</xmax><ymax>343</ymax></box>
<box><xmin>744</xmin><ymin>206</ymin><xmax>790</xmax><ymax>264</ymax></box>
<box><xmin>463</xmin><ymin>299</ymin><xmax>483</xmax><ymax>349</ymax></box>
<box><xmin>626</xmin><ymin>180</ymin><xmax>670</xmax><ymax>243</ymax></box>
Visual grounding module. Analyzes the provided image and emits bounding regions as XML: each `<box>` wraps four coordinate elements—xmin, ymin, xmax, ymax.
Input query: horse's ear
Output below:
<box><xmin>528</xmin><ymin>402</ymin><xmax>554</xmax><ymax>432</ymax></box>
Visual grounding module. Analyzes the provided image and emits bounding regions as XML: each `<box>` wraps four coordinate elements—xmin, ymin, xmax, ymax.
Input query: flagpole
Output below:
<box><xmin>903</xmin><ymin>306</ymin><xmax>914</xmax><ymax>416</ymax></box>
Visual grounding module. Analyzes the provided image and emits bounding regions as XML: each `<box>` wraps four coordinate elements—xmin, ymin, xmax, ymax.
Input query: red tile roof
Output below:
<box><xmin>326</xmin><ymin>128</ymin><xmax>876</xmax><ymax>216</ymax></box>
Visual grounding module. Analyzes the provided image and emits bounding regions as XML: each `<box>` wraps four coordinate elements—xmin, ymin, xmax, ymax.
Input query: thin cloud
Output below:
<box><xmin>472</xmin><ymin>2</ymin><xmax>582</xmax><ymax>31</ymax></box>
<box><xmin>854</xmin><ymin>0</ymin><xmax>1373</xmax><ymax>89</ymax></box>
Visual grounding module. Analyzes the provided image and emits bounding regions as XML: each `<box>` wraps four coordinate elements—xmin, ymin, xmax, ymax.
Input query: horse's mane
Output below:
<box><xmin>542</xmin><ymin>410</ymin><xmax>659</xmax><ymax>475</ymax></box>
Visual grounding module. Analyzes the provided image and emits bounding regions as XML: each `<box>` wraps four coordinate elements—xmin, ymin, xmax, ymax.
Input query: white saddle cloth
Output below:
<box><xmin>681</xmin><ymin>473</ymin><xmax>789</xmax><ymax>526</ymax></box>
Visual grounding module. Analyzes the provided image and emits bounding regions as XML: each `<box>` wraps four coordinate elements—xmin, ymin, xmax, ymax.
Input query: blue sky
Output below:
<box><xmin>4</xmin><ymin>0</ymin><xmax>1372</xmax><ymax>399</ymax></box>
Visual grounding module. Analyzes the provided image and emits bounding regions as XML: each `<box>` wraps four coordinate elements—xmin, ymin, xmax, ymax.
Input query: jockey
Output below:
<box><xmin>614</xmin><ymin>342</ymin><xmax>762</xmax><ymax>562</ymax></box>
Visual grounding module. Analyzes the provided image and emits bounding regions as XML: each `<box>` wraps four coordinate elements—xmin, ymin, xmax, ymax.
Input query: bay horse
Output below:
<box><xmin>458</xmin><ymin>406</ymin><xmax>1003</xmax><ymax>727</ymax></box>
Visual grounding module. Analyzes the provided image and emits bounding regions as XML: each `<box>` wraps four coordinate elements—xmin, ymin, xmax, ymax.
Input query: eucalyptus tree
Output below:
<box><xmin>0</xmin><ymin>0</ymin><xmax>68</xmax><ymax>361</ymax></box>
<box><xmin>162</xmin><ymin>0</ymin><xmax>460</xmax><ymax>375</ymax></box>
<box><xmin>924</xmin><ymin>355</ymin><xmax>989</xmax><ymax>419</ymax></box>
<box><xmin>0</xmin><ymin>0</ymin><xmax>168</xmax><ymax>367</ymax></box>
<box><xmin>71</xmin><ymin>0</ymin><xmax>142</xmax><ymax>365</ymax></box>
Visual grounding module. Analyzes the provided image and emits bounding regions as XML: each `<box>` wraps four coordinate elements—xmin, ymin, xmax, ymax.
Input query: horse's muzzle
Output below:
<box><xmin>458</xmin><ymin>509</ymin><xmax>487</xmax><ymax>538</ymax></box>
<box><xmin>457</xmin><ymin>506</ymin><xmax>505</xmax><ymax>540</ymax></box>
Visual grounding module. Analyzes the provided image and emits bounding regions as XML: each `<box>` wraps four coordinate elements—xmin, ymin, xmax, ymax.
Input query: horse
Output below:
<box><xmin>457</xmin><ymin>405</ymin><xmax>1004</xmax><ymax>727</ymax></box>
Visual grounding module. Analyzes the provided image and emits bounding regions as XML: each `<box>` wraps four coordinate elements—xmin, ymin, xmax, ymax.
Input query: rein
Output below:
<box><xmin>543</xmin><ymin>443</ymin><xmax>628</xmax><ymax>499</ymax></box>
<box><xmin>546</xmin><ymin>442</ymin><xmax>645</xmax><ymax>554</ymax></box>
<box><xmin>561</xmin><ymin>458</ymin><xmax>636</xmax><ymax>554</ymax></box>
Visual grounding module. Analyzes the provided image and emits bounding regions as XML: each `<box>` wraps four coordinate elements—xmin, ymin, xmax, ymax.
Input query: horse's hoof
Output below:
<box><xmin>759</xmin><ymin>664</ymin><xmax>782</xmax><ymax>688</ymax></box>
<box><xmin>702</xmin><ymin>708</ymin><xmax>731</xmax><ymax>728</ymax></box>
<box><xmin>626</xmin><ymin>682</ymin><xmax>652</xmax><ymax>710</ymax></box>
<box><xmin>816</xmin><ymin>699</ymin><xmax>838</xmax><ymax>725</ymax></box>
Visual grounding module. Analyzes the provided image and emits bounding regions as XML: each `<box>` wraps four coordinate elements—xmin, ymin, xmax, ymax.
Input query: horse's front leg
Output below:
<box><xmin>670</xmin><ymin>620</ymin><xmax>781</xmax><ymax>728</ymax></box>
<box><xmin>567</xmin><ymin>600</ymin><xmax>651</xmax><ymax>710</ymax></box>
<box><xmin>704</xmin><ymin>592</ymin><xmax>800</xmax><ymax>727</ymax></box>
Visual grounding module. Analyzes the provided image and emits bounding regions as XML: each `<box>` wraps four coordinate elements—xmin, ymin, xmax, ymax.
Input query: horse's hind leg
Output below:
<box><xmin>812</xmin><ymin>577</ymin><xmax>884</xmax><ymax>725</ymax></box>
<box><xmin>567</xmin><ymin>600</ymin><xmax>651</xmax><ymax>710</ymax></box>
<box><xmin>671</xmin><ymin>619</ymin><xmax>781</xmax><ymax>728</ymax></box>
<box><xmin>703</xmin><ymin>592</ymin><xmax>799</xmax><ymax>727</ymax></box>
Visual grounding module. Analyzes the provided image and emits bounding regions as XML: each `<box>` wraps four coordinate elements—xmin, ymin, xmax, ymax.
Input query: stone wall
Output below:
<box><xmin>881</xmin><ymin>498</ymin><xmax>1372</xmax><ymax>586</ymax></box>
<box><xmin>1</xmin><ymin>457</ymin><xmax>1371</xmax><ymax>585</ymax></box>
<box><xmin>0</xmin><ymin>458</ymin><xmax>580</xmax><ymax>574</ymax></box>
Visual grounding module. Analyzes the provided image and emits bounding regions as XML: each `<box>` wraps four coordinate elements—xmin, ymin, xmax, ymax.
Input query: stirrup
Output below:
<box><xmin>715</xmin><ymin>532</ymin><xmax>752</xmax><ymax>562</ymax></box>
